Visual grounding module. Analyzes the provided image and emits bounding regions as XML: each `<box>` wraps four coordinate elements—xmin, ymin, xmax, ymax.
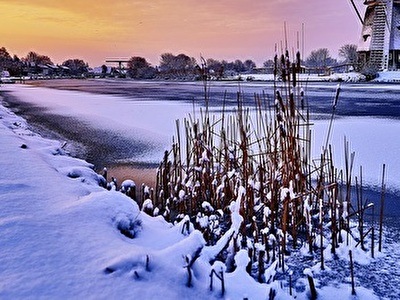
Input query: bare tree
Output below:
<box><xmin>233</xmin><ymin>59</ymin><xmax>245</xmax><ymax>73</ymax></box>
<box><xmin>159</xmin><ymin>53</ymin><xmax>175</xmax><ymax>74</ymax></box>
<box><xmin>339</xmin><ymin>44</ymin><xmax>358</xmax><ymax>70</ymax></box>
<box><xmin>0</xmin><ymin>47</ymin><xmax>13</xmax><ymax>74</ymax></box>
<box><xmin>305</xmin><ymin>48</ymin><xmax>336</xmax><ymax>73</ymax></box>
<box><xmin>244</xmin><ymin>59</ymin><xmax>256</xmax><ymax>72</ymax></box>
<box><xmin>206</xmin><ymin>58</ymin><xmax>224</xmax><ymax>79</ymax></box>
<box><xmin>159</xmin><ymin>53</ymin><xmax>196</xmax><ymax>78</ymax></box>
<box><xmin>23</xmin><ymin>51</ymin><xmax>53</xmax><ymax>65</ymax></box>
<box><xmin>175</xmin><ymin>53</ymin><xmax>196</xmax><ymax>76</ymax></box>
<box><xmin>221</xmin><ymin>60</ymin><xmax>235</xmax><ymax>74</ymax></box>
<box><xmin>127</xmin><ymin>56</ymin><xmax>156</xmax><ymax>79</ymax></box>
<box><xmin>263</xmin><ymin>59</ymin><xmax>276</xmax><ymax>74</ymax></box>
<box><xmin>62</xmin><ymin>59</ymin><xmax>88</xmax><ymax>76</ymax></box>
<box><xmin>263</xmin><ymin>59</ymin><xmax>274</xmax><ymax>69</ymax></box>
<box><xmin>0</xmin><ymin>47</ymin><xmax>12</xmax><ymax>66</ymax></box>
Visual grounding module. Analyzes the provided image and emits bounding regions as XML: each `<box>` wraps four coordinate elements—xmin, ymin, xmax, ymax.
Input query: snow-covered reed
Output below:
<box><xmin>143</xmin><ymin>51</ymin><xmax>385</xmax><ymax>294</ymax></box>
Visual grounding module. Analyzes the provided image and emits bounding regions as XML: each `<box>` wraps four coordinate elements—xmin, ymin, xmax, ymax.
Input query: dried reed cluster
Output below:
<box><xmin>131</xmin><ymin>50</ymin><xmax>384</xmax><ymax>289</ymax></box>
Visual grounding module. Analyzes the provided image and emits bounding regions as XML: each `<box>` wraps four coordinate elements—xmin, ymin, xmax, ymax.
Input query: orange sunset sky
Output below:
<box><xmin>0</xmin><ymin>0</ymin><xmax>365</xmax><ymax>67</ymax></box>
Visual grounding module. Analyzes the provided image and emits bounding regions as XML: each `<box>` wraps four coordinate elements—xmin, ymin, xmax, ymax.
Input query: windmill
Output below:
<box><xmin>351</xmin><ymin>0</ymin><xmax>400</xmax><ymax>71</ymax></box>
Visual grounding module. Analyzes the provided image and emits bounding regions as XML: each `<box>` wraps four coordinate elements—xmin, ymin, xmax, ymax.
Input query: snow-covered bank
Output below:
<box><xmin>0</xmin><ymin>97</ymin><xmax>231</xmax><ymax>298</ymax></box>
<box><xmin>374</xmin><ymin>71</ymin><xmax>400</xmax><ymax>83</ymax></box>
<box><xmin>1</xmin><ymin>84</ymin><xmax>194</xmax><ymax>165</ymax></box>
<box><xmin>243</xmin><ymin>71</ymin><xmax>400</xmax><ymax>83</ymax></box>
<box><xmin>238</xmin><ymin>72</ymin><xmax>366</xmax><ymax>83</ymax></box>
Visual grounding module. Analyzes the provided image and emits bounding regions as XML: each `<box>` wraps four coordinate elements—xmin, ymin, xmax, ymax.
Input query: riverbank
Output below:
<box><xmin>5</xmin><ymin>69</ymin><xmax>400</xmax><ymax>87</ymax></box>
<box><xmin>0</xmin><ymin>97</ymin><xmax>221</xmax><ymax>299</ymax></box>
<box><xmin>0</xmin><ymin>83</ymin><xmax>164</xmax><ymax>193</ymax></box>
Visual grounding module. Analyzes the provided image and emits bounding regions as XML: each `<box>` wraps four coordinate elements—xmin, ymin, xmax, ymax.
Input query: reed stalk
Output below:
<box><xmin>146</xmin><ymin>51</ymin><xmax>380</xmax><ymax>290</ymax></box>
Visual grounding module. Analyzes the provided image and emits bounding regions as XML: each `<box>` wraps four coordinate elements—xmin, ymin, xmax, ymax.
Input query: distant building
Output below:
<box><xmin>22</xmin><ymin>62</ymin><xmax>72</xmax><ymax>78</ymax></box>
<box><xmin>358</xmin><ymin>0</ymin><xmax>400</xmax><ymax>71</ymax></box>
<box><xmin>91</xmin><ymin>66</ymin><xmax>113</xmax><ymax>77</ymax></box>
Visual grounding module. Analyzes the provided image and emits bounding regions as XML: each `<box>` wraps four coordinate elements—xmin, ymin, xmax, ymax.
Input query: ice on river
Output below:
<box><xmin>3</xmin><ymin>84</ymin><xmax>399</xmax><ymax>193</ymax></box>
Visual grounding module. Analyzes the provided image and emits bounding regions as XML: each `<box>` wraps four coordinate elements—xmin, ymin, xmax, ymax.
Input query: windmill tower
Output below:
<box><xmin>357</xmin><ymin>0</ymin><xmax>400</xmax><ymax>71</ymax></box>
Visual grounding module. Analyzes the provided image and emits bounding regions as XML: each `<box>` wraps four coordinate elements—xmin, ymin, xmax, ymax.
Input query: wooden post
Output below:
<box><xmin>185</xmin><ymin>256</ymin><xmax>192</xmax><ymax>287</ymax></box>
<box><xmin>307</xmin><ymin>275</ymin><xmax>317</xmax><ymax>300</ymax></box>
<box><xmin>349</xmin><ymin>250</ymin><xmax>356</xmax><ymax>295</ymax></box>
<box><xmin>247</xmin><ymin>248</ymin><xmax>253</xmax><ymax>275</ymax></box>
<box><xmin>209</xmin><ymin>270</ymin><xmax>213</xmax><ymax>291</ymax></box>
<box><xmin>258</xmin><ymin>250</ymin><xmax>265</xmax><ymax>283</ymax></box>
<box><xmin>379</xmin><ymin>164</ymin><xmax>386</xmax><ymax>252</ymax></box>
<box><xmin>272</xmin><ymin>239</ymin><xmax>276</xmax><ymax>262</ymax></box>
<box><xmin>320</xmin><ymin>199</ymin><xmax>325</xmax><ymax>271</ymax></box>
<box><xmin>209</xmin><ymin>269</ymin><xmax>225</xmax><ymax>296</ymax></box>
<box><xmin>146</xmin><ymin>255</ymin><xmax>150</xmax><ymax>272</ymax></box>
<box><xmin>371</xmin><ymin>206</ymin><xmax>375</xmax><ymax>258</ymax></box>
<box><xmin>220</xmin><ymin>271</ymin><xmax>225</xmax><ymax>296</ymax></box>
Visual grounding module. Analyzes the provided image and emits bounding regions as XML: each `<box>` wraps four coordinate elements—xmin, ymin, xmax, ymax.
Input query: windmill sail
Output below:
<box><xmin>358</xmin><ymin>0</ymin><xmax>400</xmax><ymax>71</ymax></box>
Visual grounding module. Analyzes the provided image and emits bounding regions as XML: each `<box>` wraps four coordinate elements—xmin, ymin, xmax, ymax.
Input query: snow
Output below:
<box><xmin>317</xmin><ymin>284</ymin><xmax>379</xmax><ymax>300</ymax></box>
<box><xmin>241</xmin><ymin>72</ymin><xmax>367</xmax><ymax>83</ymax></box>
<box><xmin>142</xmin><ymin>198</ymin><xmax>154</xmax><ymax>212</ymax></box>
<box><xmin>121</xmin><ymin>179</ymin><xmax>136</xmax><ymax>189</ymax></box>
<box><xmin>230</xmin><ymin>186</ymin><xmax>245</xmax><ymax>234</ymax></box>
<box><xmin>374</xmin><ymin>71</ymin><xmax>400</xmax><ymax>83</ymax></box>
<box><xmin>0</xmin><ymin>101</ymin><xmax>207</xmax><ymax>298</ymax></box>
<box><xmin>245</xmin><ymin>71</ymin><xmax>400</xmax><ymax>83</ymax></box>
<box><xmin>1</xmin><ymin>84</ymin><xmax>193</xmax><ymax>163</ymax></box>
<box><xmin>0</xmin><ymin>84</ymin><xmax>391</xmax><ymax>299</ymax></box>
<box><xmin>312</xmin><ymin>117</ymin><xmax>400</xmax><ymax>191</ymax></box>
<box><xmin>201</xmin><ymin>201</ymin><xmax>214</xmax><ymax>212</ymax></box>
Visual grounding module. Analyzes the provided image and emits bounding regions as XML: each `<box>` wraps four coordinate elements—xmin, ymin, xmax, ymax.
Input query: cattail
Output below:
<box><xmin>280</xmin><ymin>54</ymin><xmax>286</xmax><ymax>82</ymax></box>
<box><xmin>292</xmin><ymin>63</ymin><xmax>297</xmax><ymax>87</ymax></box>
<box><xmin>296</xmin><ymin>51</ymin><xmax>301</xmax><ymax>70</ymax></box>
<box><xmin>289</xmin><ymin>92</ymin><xmax>295</xmax><ymax>117</ymax></box>
<box><xmin>300</xmin><ymin>88</ymin><xmax>305</xmax><ymax>110</ymax></box>
<box><xmin>333</xmin><ymin>83</ymin><xmax>341</xmax><ymax>109</ymax></box>
<box><xmin>279</xmin><ymin>124</ymin><xmax>286</xmax><ymax>138</ymax></box>
<box><xmin>276</xmin><ymin>91</ymin><xmax>285</xmax><ymax>113</ymax></box>
<box><xmin>276</xmin><ymin>113</ymin><xmax>283</xmax><ymax>123</ymax></box>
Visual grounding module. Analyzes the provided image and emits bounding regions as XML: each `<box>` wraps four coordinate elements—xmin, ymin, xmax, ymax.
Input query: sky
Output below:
<box><xmin>0</xmin><ymin>0</ymin><xmax>365</xmax><ymax>67</ymax></box>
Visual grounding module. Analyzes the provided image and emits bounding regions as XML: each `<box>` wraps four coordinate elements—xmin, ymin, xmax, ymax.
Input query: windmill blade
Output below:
<box><xmin>349</xmin><ymin>0</ymin><xmax>364</xmax><ymax>25</ymax></box>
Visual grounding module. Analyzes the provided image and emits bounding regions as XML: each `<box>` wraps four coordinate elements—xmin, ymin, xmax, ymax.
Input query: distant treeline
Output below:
<box><xmin>0</xmin><ymin>44</ymin><xmax>359</xmax><ymax>80</ymax></box>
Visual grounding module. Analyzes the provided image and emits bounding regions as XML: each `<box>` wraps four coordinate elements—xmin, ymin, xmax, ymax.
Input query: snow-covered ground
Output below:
<box><xmin>313</xmin><ymin>117</ymin><xmax>400</xmax><ymax>192</ymax></box>
<box><xmin>235</xmin><ymin>72</ymin><xmax>367</xmax><ymax>83</ymax></box>
<box><xmin>374</xmin><ymin>71</ymin><xmax>400</xmax><ymax>83</ymax></box>
<box><xmin>244</xmin><ymin>71</ymin><xmax>400</xmax><ymax>83</ymax></box>
<box><xmin>1</xmin><ymin>84</ymin><xmax>398</xmax><ymax>299</ymax></box>
<box><xmin>0</xmin><ymin>97</ymin><xmax>257</xmax><ymax>299</ymax></box>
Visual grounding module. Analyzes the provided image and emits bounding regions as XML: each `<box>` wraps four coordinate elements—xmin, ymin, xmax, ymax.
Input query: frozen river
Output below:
<box><xmin>1</xmin><ymin>79</ymin><xmax>399</xmax><ymax>216</ymax></box>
